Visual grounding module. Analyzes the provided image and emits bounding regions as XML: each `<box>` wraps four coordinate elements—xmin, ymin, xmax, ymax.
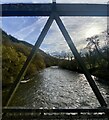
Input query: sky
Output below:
<box><xmin>1</xmin><ymin>0</ymin><xmax>108</xmax><ymax>53</ymax></box>
<box><xmin>0</xmin><ymin>0</ymin><xmax>109</xmax><ymax>3</ymax></box>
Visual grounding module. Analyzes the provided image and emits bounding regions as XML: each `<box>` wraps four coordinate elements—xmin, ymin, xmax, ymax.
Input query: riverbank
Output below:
<box><xmin>58</xmin><ymin>60</ymin><xmax>109</xmax><ymax>85</ymax></box>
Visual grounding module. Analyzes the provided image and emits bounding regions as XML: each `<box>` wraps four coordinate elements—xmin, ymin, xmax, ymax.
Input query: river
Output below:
<box><xmin>9</xmin><ymin>66</ymin><xmax>109</xmax><ymax>109</ymax></box>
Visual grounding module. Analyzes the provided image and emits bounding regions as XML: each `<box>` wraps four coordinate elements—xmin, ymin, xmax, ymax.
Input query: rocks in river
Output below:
<box><xmin>20</xmin><ymin>79</ymin><xmax>31</xmax><ymax>83</ymax></box>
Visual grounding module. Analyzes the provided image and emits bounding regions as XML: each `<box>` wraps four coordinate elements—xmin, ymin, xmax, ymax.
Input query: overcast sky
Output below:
<box><xmin>1</xmin><ymin>0</ymin><xmax>108</xmax><ymax>53</ymax></box>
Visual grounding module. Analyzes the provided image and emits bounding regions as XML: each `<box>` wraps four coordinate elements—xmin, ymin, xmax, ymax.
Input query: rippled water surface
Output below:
<box><xmin>10</xmin><ymin>66</ymin><xmax>109</xmax><ymax>108</ymax></box>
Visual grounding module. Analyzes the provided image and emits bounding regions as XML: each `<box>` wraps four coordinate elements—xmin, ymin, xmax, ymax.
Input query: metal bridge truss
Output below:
<box><xmin>1</xmin><ymin>1</ymin><xmax>109</xmax><ymax>119</ymax></box>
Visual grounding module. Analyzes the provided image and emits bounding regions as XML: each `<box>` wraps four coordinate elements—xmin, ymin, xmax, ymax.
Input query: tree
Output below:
<box><xmin>85</xmin><ymin>34</ymin><xmax>109</xmax><ymax>70</ymax></box>
<box><xmin>2</xmin><ymin>45</ymin><xmax>26</xmax><ymax>86</ymax></box>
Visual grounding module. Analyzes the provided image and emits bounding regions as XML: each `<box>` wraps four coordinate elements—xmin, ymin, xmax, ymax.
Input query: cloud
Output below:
<box><xmin>57</xmin><ymin>0</ymin><xmax>108</xmax><ymax>3</ymax></box>
<box><xmin>2</xmin><ymin>16</ymin><xmax>106</xmax><ymax>53</ymax></box>
<box><xmin>1</xmin><ymin>0</ymin><xmax>108</xmax><ymax>3</ymax></box>
<box><xmin>31</xmin><ymin>0</ymin><xmax>50</xmax><ymax>3</ymax></box>
<box><xmin>39</xmin><ymin>16</ymin><xmax>106</xmax><ymax>53</ymax></box>
<box><xmin>13</xmin><ymin>17</ymin><xmax>48</xmax><ymax>43</ymax></box>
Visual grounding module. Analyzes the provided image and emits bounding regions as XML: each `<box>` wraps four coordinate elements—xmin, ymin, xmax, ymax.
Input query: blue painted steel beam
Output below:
<box><xmin>1</xmin><ymin>3</ymin><xmax>109</xmax><ymax>16</ymax></box>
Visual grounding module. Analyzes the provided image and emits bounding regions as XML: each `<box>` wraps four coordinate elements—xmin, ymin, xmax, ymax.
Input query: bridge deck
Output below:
<box><xmin>2</xmin><ymin>107</ymin><xmax>109</xmax><ymax>119</ymax></box>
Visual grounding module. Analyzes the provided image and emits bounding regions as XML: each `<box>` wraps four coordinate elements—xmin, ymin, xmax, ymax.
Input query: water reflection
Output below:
<box><xmin>10</xmin><ymin>66</ymin><xmax>109</xmax><ymax>109</ymax></box>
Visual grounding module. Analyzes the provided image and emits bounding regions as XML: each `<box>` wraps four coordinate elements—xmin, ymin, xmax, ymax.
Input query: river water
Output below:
<box><xmin>10</xmin><ymin>66</ymin><xmax>109</xmax><ymax>109</ymax></box>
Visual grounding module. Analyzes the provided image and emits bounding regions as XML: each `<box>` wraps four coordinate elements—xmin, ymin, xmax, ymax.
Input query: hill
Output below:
<box><xmin>1</xmin><ymin>29</ymin><xmax>58</xmax><ymax>87</ymax></box>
